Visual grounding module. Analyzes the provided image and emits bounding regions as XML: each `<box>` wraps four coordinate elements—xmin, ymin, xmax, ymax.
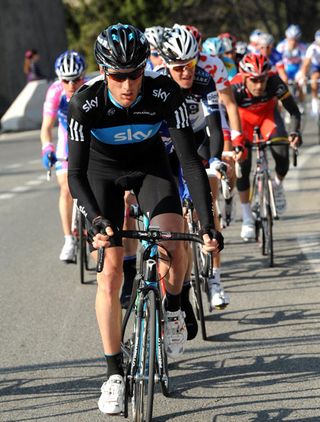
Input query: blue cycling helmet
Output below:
<box><xmin>202</xmin><ymin>37</ymin><xmax>225</xmax><ymax>56</ymax></box>
<box><xmin>55</xmin><ymin>50</ymin><xmax>86</xmax><ymax>80</ymax></box>
<box><xmin>285</xmin><ymin>24</ymin><xmax>301</xmax><ymax>40</ymax></box>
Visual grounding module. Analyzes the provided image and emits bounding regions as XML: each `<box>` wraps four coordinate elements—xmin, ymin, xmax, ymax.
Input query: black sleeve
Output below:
<box><xmin>169</xmin><ymin>126</ymin><xmax>215</xmax><ymax>230</ymax></box>
<box><xmin>67</xmin><ymin>96</ymin><xmax>101</xmax><ymax>222</ymax></box>
<box><xmin>205</xmin><ymin>112</ymin><xmax>224</xmax><ymax>160</ymax></box>
<box><xmin>281</xmin><ymin>95</ymin><xmax>301</xmax><ymax>133</ymax></box>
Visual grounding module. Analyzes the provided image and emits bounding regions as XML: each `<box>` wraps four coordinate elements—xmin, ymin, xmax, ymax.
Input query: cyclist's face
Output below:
<box><xmin>149</xmin><ymin>49</ymin><xmax>164</xmax><ymax>67</ymax></box>
<box><xmin>245</xmin><ymin>75</ymin><xmax>268</xmax><ymax>97</ymax></box>
<box><xmin>106</xmin><ymin>68</ymin><xmax>144</xmax><ymax>108</ymax></box>
<box><xmin>168</xmin><ymin>59</ymin><xmax>197</xmax><ymax>89</ymax></box>
<box><xmin>61</xmin><ymin>77</ymin><xmax>84</xmax><ymax>98</ymax></box>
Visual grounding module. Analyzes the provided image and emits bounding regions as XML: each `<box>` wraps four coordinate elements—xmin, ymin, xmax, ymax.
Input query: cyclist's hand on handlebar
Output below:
<box><xmin>206</xmin><ymin>159</ymin><xmax>226</xmax><ymax>178</ymax></box>
<box><xmin>289</xmin><ymin>131</ymin><xmax>302</xmax><ymax>148</ymax></box>
<box><xmin>89</xmin><ymin>216</ymin><xmax>114</xmax><ymax>249</ymax></box>
<box><xmin>200</xmin><ymin>226</ymin><xmax>224</xmax><ymax>255</ymax></box>
<box><xmin>41</xmin><ymin>143</ymin><xmax>57</xmax><ymax>170</ymax></box>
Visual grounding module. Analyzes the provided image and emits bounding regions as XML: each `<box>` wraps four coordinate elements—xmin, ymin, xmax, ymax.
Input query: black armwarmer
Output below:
<box><xmin>205</xmin><ymin>112</ymin><xmax>224</xmax><ymax>160</ymax></box>
<box><xmin>282</xmin><ymin>95</ymin><xmax>301</xmax><ymax>133</ymax></box>
<box><xmin>169</xmin><ymin>126</ymin><xmax>214</xmax><ymax>229</ymax></box>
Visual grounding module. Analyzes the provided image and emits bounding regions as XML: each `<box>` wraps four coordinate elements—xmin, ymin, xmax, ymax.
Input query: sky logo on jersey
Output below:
<box><xmin>91</xmin><ymin>122</ymin><xmax>162</xmax><ymax>145</ymax></box>
<box><xmin>82</xmin><ymin>96</ymin><xmax>98</xmax><ymax>112</ymax></box>
<box><xmin>152</xmin><ymin>88</ymin><xmax>170</xmax><ymax>102</ymax></box>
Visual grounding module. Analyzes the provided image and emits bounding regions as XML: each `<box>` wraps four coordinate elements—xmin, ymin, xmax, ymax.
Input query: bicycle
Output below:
<box><xmin>183</xmin><ymin>198</ymin><xmax>212</xmax><ymax>341</ymax></box>
<box><xmin>250</xmin><ymin>127</ymin><xmax>298</xmax><ymax>267</ymax></box>
<box><xmin>97</xmin><ymin>227</ymin><xmax>207</xmax><ymax>421</ymax></box>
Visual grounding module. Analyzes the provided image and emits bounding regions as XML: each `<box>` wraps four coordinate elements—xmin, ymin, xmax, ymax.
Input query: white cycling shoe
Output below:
<box><xmin>241</xmin><ymin>222</ymin><xmax>255</xmax><ymax>242</ymax></box>
<box><xmin>59</xmin><ymin>237</ymin><xmax>76</xmax><ymax>262</ymax></box>
<box><xmin>273</xmin><ymin>181</ymin><xmax>287</xmax><ymax>215</ymax></box>
<box><xmin>98</xmin><ymin>375</ymin><xmax>125</xmax><ymax>414</ymax></box>
<box><xmin>164</xmin><ymin>309</ymin><xmax>187</xmax><ymax>358</ymax></box>
<box><xmin>207</xmin><ymin>278</ymin><xmax>230</xmax><ymax>311</ymax></box>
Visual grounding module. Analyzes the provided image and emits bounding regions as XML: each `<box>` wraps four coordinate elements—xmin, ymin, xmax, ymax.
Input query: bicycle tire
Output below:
<box><xmin>132</xmin><ymin>290</ymin><xmax>156</xmax><ymax>422</ymax></box>
<box><xmin>158</xmin><ymin>299</ymin><xmax>170</xmax><ymax>397</ymax></box>
<box><xmin>261</xmin><ymin>178</ymin><xmax>274</xmax><ymax>267</ymax></box>
<box><xmin>191</xmin><ymin>241</ymin><xmax>207</xmax><ymax>341</ymax></box>
<box><xmin>79</xmin><ymin>212</ymin><xmax>86</xmax><ymax>284</ymax></box>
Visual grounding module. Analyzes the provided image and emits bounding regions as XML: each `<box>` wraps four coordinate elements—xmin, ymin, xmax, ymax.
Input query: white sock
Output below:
<box><xmin>64</xmin><ymin>234</ymin><xmax>74</xmax><ymax>244</ymax></box>
<box><xmin>241</xmin><ymin>203</ymin><xmax>254</xmax><ymax>224</ymax></box>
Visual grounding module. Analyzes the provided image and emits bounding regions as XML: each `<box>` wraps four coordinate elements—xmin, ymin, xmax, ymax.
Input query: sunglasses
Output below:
<box><xmin>168</xmin><ymin>59</ymin><xmax>197</xmax><ymax>73</ymax></box>
<box><xmin>61</xmin><ymin>77</ymin><xmax>82</xmax><ymax>84</ymax></box>
<box><xmin>106</xmin><ymin>68</ymin><xmax>144</xmax><ymax>82</ymax></box>
<box><xmin>249</xmin><ymin>75</ymin><xmax>268</xmax><ymax>83</ymax></box>
<box><xmin>150</xmin><ymin>51</ymin><xmax>160</xmax><ymax>57</ymax></box>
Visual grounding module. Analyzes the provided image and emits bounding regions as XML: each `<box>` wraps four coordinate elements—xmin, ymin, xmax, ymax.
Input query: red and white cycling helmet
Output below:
<box><xmin>181</xmin><ymin>25</ymin><xmax>202</xmax><ymax>47</ymax></box>
<box><xmin>239</xmin><ymin>53</ymin><xmax>270</xmax><ymax>77</ymax></box>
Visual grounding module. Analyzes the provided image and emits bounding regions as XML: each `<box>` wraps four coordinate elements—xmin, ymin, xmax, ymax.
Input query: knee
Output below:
<box><xmin>98</xmin><ymin>266</ymin><xmax>123</xmax><ymax>297</ymax></box>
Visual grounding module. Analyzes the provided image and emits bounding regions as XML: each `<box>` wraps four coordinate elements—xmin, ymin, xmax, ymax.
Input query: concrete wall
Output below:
<box><xmin>0</xmin><ymin>0</ymin><xmax>68</xmax><ymax>117</ymax></box>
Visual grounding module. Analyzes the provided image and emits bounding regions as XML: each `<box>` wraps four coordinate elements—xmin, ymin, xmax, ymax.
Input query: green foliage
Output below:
<box><xmin>63</xmin><ymin>0</ymin><xmax>320</xmax><ymax>72</ymax></box>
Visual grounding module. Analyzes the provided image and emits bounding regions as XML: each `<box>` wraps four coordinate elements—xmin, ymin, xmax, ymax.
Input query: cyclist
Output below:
<box><xmin>219</xmin><ymin>32</ymin><xmax>237</xmax><ymax>63</ymax></box>
<box><xmin>156</xmin><ymin>24</ymin><xmax>230</xmax><ymax>318</ymax></box>
<box><xmin>299</xmin><ymin>29</ymin><xmax>320</xmax><ymax>116</ymax></box>
<box><xmin>67</xmin><ymin>23</ymin><xmax>223</xmax><ymax>415</ymax></box>
<box><xmin>248</xmin><ymin>28</ymin><xmax>263</xmax><ymax>54</ymax></box>
<box><xmin>235</xmin><ymin>41</ymin><xmax>248</xmax><ymax>68</ymax></box>
<box><xmin>144</xmin><ymin>25</ymin><xmax>165</xmax><ymax>70</ymax></box>
<box><xmin>40</xmin><ymin>50</ymin><xmax>86</xmax><ymax>261</ymax></box>
<box><xmin>230</xmin><ymin>53</ymin><xmax>302</xmax><ymax>241</ymax></box>
<box><xmin>258</xmin><ymin>33</ymin><xmax>284</xmax><ymax>73</ymax></box>
<box><xmin>275</xmin><ymin>25</ymin><xmax>306</xmax><ymax>91</ymax></box>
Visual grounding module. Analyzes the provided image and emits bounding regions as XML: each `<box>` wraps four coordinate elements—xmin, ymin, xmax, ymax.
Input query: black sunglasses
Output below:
<box><xmin>61</xmin><ymin>77</ymin><xmax>82</xmax><ymax>84</ymax></box>
<box><xmin>106</xmin><ymin>68</ymin><xmax>144</xmax><ymax>82</ymax></box>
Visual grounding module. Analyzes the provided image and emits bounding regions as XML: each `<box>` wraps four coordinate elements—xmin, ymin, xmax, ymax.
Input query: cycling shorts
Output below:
<box><xmin>310</xmin><ymin>64</ymin><xmax>320</xmax><ymax>74</ymax></box>
<box><xmin>87</xmin><ymin>138</ymin><xmax>182</xmax><ymax>247</ymax></box>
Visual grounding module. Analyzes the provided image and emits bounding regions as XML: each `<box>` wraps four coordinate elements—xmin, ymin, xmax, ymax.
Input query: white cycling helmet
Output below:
<box><xmin>144</xmin><ymin>26</ymin><xmax>164</xmax><ymax>49</ymax></box>
<box><xmin>202</xmin><ymin>37</ymin><xmax>225</xmax><ymax>56</ymax></box>
<box><xmin>55</xmin><ymin>50</ymin><xmax>85</xmax><ymax>80</ymax></box>
<box><xmin>157</xmin><ymin>24</ymin><xmax>198</xmax><ymax>63</ymax></box>
<box><xmin>315</xmin><ymin>29</ymin><xmax>320</xmax><ymax>45</ymax></box>
<box><xmin>259</xmin><ymin>32</ymin><xmax>274</xmax><ymax>47</ymax></box>
<box><xmin>235</xmin><ymin>41</ymin><xmax>248</xmax><ymax>56</ymax></box>
<box><xmin>250</xmin><ymin>29</ymin><xmax>263</xmax><ymax>43</ymax></box>
<box><xmin>285</xmin><ymin>24</ymin><xmax>301</xmax><ymax>40</ymax></box>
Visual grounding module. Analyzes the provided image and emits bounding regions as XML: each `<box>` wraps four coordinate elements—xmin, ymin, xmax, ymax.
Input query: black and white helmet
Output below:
<box><xmin>158</xmin><ymin>24</ymin><xmax>199</xmax><ymax>63</ymax></box>
<box><xmin>144</xmin><ymin>26</ymin><xmax>164</xmax><ymax>49</ymax></box>
<box><xmin>55</xmin><ymin>50</ymin><xmax>85</xmax><ymax>80</ymax></box>
<box><xmin>94</xmin><ymin>23</ymin><xmax>150</xmax><ymax>70</ymax></box>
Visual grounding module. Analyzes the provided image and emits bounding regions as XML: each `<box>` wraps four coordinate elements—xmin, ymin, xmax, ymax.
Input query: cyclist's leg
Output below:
<box><xmin>120</xmin><ymin>191</ymin><xmax>138</xmax><ymax>308</ymax></box>
<box><xmin>310</xmin><ymin>67</ymin><xmax>320</xmax><ymax>115</ymax></box>
<box><xmin>262</xmin><ymin>110</ymin><xmax>289</xmax><ymax>214</ymax></box>
<box><xmin>56</xmin><ymin>163</ymin><xmax>76</xmax><ymax>261</ymax></box>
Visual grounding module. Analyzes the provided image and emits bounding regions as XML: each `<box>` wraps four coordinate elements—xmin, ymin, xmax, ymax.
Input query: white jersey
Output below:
<box><xmin>305</xmin><ymin>42</ymin><xmax>320</xmax><ymax>65</ymax></box>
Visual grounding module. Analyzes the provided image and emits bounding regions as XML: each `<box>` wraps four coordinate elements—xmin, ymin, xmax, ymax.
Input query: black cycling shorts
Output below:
<box><xmin>87</xmin><ymin>138</ymin><xmax>182</xmax><ymax>247</ymax></box>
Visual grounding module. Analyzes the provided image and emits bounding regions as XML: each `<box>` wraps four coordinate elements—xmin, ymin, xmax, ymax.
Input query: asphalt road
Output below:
<box><xmin>0</xmin><ymin>117</ymin><xmax>320</xmax><ymax>422</ymax></box>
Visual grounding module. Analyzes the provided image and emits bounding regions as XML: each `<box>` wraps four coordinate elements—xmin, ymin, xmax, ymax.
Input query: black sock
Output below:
<box><xmin>180</xmin><ymin>281</ymin><xmax>198</xmax><ymax>341</ymax></box>
<box><xmin>105</xmin><ymin>352</ymin><xmax>124</xmax><ymax>378</ymax></box>
<box><xmin>165</xmin><ymin>290</ymin><xmax>181</xmax><ymax>312</ymax></box>
<box><xmin>121</xmin><ymin>256</ymin><xmax>137</xmax><ymax>297</ymax></box>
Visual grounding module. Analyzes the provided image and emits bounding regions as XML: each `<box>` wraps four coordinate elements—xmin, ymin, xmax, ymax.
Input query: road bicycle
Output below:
<box><xmin>250</xmin><ymin>127</ymin><xmax>298</xmax><ymax>267</ymax></box>
<box><xmin>98</xmin><ymin>227</ymin><xmax>206</xmax><ymax>421</ymax></box>
<box><xmin>183</xmin><ymin>198</ymin><xmax>212</xmax><ymax>341</ymax></box>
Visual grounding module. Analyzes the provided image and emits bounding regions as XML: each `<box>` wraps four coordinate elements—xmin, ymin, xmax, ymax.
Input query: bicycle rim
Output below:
<box><xmin>191</xmin><ymin>242</ymin><xmax>207</xmax><ymax>340</ymax></box>
<box><xmin>132</xmin><ymin>290</ymin><xmax>156</xmax><ymax>422</ymax></box>
<box><xmin>158</xmin><ymin>302</ymin><xmax>170</xmax><ymax>397</ymax></box>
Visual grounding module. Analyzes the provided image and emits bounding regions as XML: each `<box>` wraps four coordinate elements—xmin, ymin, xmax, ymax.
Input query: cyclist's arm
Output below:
<box><xmin>218</xmin><ymin>85</ymin><xmax>242</xmax><ymax>133</ymax></box>
<box><xmin>169</xmin><ymin>125</ymin><xmax>214</xmax><ymax>230</ymax></box>
<box><xmin>40</xmin><ymin>114</ymin><xmax>56</xmax><ymax>147</ymax></box>
<box><xmin>202</xmin><ymin>87</ymin><xmax>224</xmax><ymax>160</ymax></box>
<box><xmin>67</xmin><ymin>96</ymin><xmax>102</xmax><ymax>223</ymax></box>
<box><xmin>281</xmin><ymin>94</ymin><xmax>301</xmax><ymax>133</ymax></box>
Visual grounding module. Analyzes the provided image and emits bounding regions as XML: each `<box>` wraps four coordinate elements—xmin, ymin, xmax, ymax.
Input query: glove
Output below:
<box><xmin>233</xmin><ymin>145</ymin><xmax>248</xmax><ymax>161</ymax></box>
<box><xmin>206</xmin><ymin>158</ymin><xmax>226</xmax><ymax>177</ymax></box>
<box><xmin>232</xmin><ymin>133</ymin><xmax>246</xmax><ymax>149</ymax></box>
<box><xmin>41</xmin><ymin>143</ymin><xmax>57</xmax><ymax>170</ymax></box>
<box><xmin>88</xmin><ymin>216</ymin><xmax>113</xmax><ymax>243</ymax></box>
<box><xmin>289</xmin><ymin>131</ymin><xmax>303</xmax><ymax>147</ymax></box>
<box><xmin>200</xmin><ymin>226</ymin><xmax>224</xmax><ymax>252</ymax></box>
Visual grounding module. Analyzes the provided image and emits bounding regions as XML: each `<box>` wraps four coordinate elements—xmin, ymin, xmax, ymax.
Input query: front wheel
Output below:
<box><xmin>132</xmin><ymin>290</ymin><xmax>156</xmax><ymax>422</ymax></box>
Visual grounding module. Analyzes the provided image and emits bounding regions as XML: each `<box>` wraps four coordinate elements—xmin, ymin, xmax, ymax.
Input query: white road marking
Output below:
<box><xmin>0</xmin><ymin>193</ymin><xmax>15</xmax><ymax>200</ymax></box>
<box><xmin>11</xmin><ymin>186</ymin><xmax>31</xmax><ymax>193</ymax></box>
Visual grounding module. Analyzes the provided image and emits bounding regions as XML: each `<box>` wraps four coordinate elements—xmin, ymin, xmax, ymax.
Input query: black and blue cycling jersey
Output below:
<box><xmin>67</xmin><ymin>71</ymin><xmax>215</xmax><ymax>231</ymax></box>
